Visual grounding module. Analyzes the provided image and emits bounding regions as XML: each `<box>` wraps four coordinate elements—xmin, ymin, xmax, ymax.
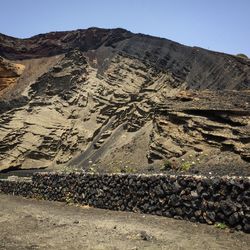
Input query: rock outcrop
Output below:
<box><xmin>0</xmin><ymin>56</ymin><xmax>24</xmax><ymax>94</ymax></box>
<box><xmin>0</xmin><ymin>28</ymin><xmax>249</xmax><ymax>174</ymax></box>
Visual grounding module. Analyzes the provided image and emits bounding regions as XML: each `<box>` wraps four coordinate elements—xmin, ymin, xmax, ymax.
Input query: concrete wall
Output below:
<box><xmin>0</xmin><ymin>173</ymin><xmax>249</xmax><ymax>233</ymax></box>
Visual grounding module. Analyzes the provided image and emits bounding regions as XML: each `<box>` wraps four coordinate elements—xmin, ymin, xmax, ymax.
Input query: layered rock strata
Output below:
<box><xmin>0</xmin><ymin>28</ymin><xmax>249</xmax><ymax>173</ymax></box>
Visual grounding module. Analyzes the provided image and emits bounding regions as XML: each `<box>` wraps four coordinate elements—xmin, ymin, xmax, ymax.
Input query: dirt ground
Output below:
<box><xmin>0</xmin><ymin>194</ymin><xmax>249</xmax><ymax>250</ymax></box>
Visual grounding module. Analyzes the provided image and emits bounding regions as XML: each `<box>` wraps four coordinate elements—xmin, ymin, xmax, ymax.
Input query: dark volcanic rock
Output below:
<box><xmin>0</xmin><ymin>173</ymin><xmax>249</xmax><ymax>232</ymax></box>
<box><xmin>0</xmin><ymin>28</ymin><xmax>249</xmax><ymax>90</ymax></box>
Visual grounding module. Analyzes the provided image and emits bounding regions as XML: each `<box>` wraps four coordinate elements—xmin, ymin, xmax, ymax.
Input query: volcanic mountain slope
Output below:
<box><xmin>0</xmin><ymin>28</ymin><xmax>249</xmax><ymax>175</ymax></box>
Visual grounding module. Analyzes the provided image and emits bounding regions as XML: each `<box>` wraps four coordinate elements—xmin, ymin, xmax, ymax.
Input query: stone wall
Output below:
<box><xmin>0</xmin><ymin>173</ymin><xmax>249</xmax><ymax>233</ymax></box>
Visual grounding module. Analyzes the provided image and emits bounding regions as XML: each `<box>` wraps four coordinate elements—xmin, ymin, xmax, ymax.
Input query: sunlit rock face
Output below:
<box><xmin>0</xmin><ymin>28</ymin><xmax>249</xmax><ymax>174</ymax></box>
<box><xmin>0</xmin><ymin>56</ymin><xmax>25</xmax><ymax>94</ymax></box>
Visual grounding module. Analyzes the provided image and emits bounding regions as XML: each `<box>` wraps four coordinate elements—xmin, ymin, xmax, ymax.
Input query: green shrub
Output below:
<box><xmin>121</xmin><ymin>165</ymin><xmax>136</xmax><ymax>173</ymax></box>
<box><xmin>236</xmin><ymin>53</ymin><xmax>248</xmax><ymax>59</ymax></box>
<box><xmin>160</xmin><ymin>160</ymin><xmax>172</xmax><ymax>171</ymax></box>
<box><xmin>180</xmin><ymin>161</ymin><xmax>192</xmax><ymax>171</ymax></box>
<box><xmin>215</xmin><ymin>222</ymin><xmax>227</xmax><ymax>230</ymax></box>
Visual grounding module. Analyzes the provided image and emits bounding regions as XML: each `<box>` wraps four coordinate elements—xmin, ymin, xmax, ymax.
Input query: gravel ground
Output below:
<box><xmin>0</xmin><ymin>194</ymin><xmax>249</xmax><ymax>250</ymax></box>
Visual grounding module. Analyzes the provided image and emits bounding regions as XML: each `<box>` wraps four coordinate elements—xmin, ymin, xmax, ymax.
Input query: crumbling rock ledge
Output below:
<box><xmin>0</xmin><ymin>172</ymin><xmax>249</xmax><ymax>233</ymax></box>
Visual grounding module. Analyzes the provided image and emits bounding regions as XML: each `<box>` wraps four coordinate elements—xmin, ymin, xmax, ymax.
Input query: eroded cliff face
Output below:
<box><xmin>0</xmin><ymin>56</ymin><xmax>25</xmax><ymax>95</ymax></box>
<box><xmin>0</xmin><ymin>28</ymin><xmax>249</xmax><ymax>174</ymax></box>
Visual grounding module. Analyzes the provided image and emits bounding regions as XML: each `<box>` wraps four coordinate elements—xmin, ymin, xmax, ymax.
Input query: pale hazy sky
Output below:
<box><xmin>1</xmin><ymin>0</ymin><xmax>249</xmax><ymax>56</ymax></box>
